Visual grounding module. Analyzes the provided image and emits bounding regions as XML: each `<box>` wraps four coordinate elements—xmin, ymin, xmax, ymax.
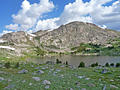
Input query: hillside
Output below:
<box><xmin>34</xmin><ymin>21</ymin><xmax>120</xmax><ymax>52</ymax></box>
<box><xmin>0</xmin><ymin>21</ymin><xmax>120</xmax><ymax>56</ymax></box>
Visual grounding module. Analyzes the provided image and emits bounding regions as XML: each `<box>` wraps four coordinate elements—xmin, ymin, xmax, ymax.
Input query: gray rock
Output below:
<box><xmin>78</xmin><ymin>76</ymin><xmax>85</xmax><ymax>79</ymax></box>
<box><xmin>69</xmin><ymin>65</ymin><xmax>76</xmax><ymax>69</ymax></box>
<box><xmin>45</xmin><ymin>85</ymin><xmax>50</xmax><ymax>89</ymax></box>
<box><xmin>59</xmin><ymin>74</ymin><xmax>64</xmax><ymax>78</ymax></box>
<box><xmin>103</xmin><ymin>85</ymin><xmax>106</xmax><ymax>90</ymax></box>
<box><xmin>101</xmin><ymin>69</ymin><xmax>108</xmax><ymax>74</ymax></box>
<box><xmin>110</xmin><ymin>85</ymin><xmax>118</xmax><ymax>89</ymax></box>
<box><xmin>29</xmin><ymin>83</ymin><xmax>32</xmax><ymax>86</ymax></box>
<box><xmin>5</xmin><ymin>84</ymin><xmax>15</xmax><ymax>89</ymax></box>
<box><xmin>0</xmin><ymin>71</ymin><xmax>7</xmax><ymax>74</ymax></box>
<box><xmin>36</xmin><ymin>70</ymin><xmax>44</xmax><ymax>74</ymax></box>
<box><xmin>110</xmin><ymin>79</ymin><xmax>114</xmax><ymax>82</ymax></box>
<box><xmin>42</xmin><ymin>67</ymin><xmax>46</xmax><ymax>70</ymax></box>
<box><xmin>22</xmin><ymin>80</ymin><xmax>26</xmax><ymax>83</ymax></box>
<box><xmin>7</xmin><ymin>79</ymin><xmax>12</xmax><ymax>82</ymax></box>
<box><xmin>75</xmin><ymin>81</ymin><xmax>80</xmax><ymax>86</ymax></box>
<box><xmin>46</xmin><ymin>61</ymin><xmax>54</xmax><ymax>64</ymax></box>
<box><xmin>56</xmin><ymin>69</ymin><xmax>61</xmax><ymax>72</ymax></box>
<box><xmin>31</xmin><ymin>65</ymin><xmax>34</xmax><ymax>67</ymax></box>
<box><xmin>35</xmin><ymin>67</ymin><xmax>40</xmax><ymax>69</ymax></box>
<box><xmin>32</xmin><ymin>77</ymin><xmax>40</xmax><ymax>81</ymax></box>
<box><xmin>88</xmin><ymin>83</ymin><xmax>95</xmax><ymax>87</ymax></box>
<box><xmin>81</xmin><ymin>88</ymin><xmax>86</xmax><ymax>90</ymax></box>
<box><xmin>0</xmin><ymin>77</ymin><xmax>4</xmax><ymax>81</ymax></box>
<box><xmin>60</xmin><ymin>65</ymin><xmax>65</xmax><ymax>67</ymax></box>
<box><xmin>0</xmin><ymin>65</ymin><xmax>3</xmax><ymax>68</ymax></box>
<box><xmin>70</xmin><ymin>88</ymin><xmax>73</xmax><ymax>90</ymax></box>
<box><xmin>18</xmin><ymin>69</ymin><xmax>28</xmax><ymax>74</ymax></box>
<box><xmin>53</xmin><ymin>72</ymin><xmax>56</xmax><ymax>76</ymax></box>
<box><xmin>50</xmin><ymin>69</ymin><xmax>54</xmax><ymax>71</ymax></box>
<box><xmin>85</xmin><ymin>78</ymin><xmax>90</xmax><ymax>80</ymax></box>
<box><xmin>43</xmin><ymin>80</ymin><xmax>51</xmax><ymax>85</ymax></box>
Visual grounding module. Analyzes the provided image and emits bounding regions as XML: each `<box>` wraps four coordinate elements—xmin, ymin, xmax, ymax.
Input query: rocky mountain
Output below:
<box><xmin>0</xmin><ymin>31</ymin><xmax>36</xmax><ymax>56</ymax></box>
<box><xmin>35</xmin><ymin>21</ymin><xmax>120</xmax><ymax>51</ymax></box>
<box><xmin>0</xmin><ymin>21</ymin><xmax>120</xmax><ymax>56</ymax></box>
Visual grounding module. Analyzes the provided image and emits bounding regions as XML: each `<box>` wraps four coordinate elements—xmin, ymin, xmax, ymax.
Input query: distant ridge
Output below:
<box><xmin>0</xmin><ymin>21</ymin><xmax>120</xmax><ymax>55</ymax></box>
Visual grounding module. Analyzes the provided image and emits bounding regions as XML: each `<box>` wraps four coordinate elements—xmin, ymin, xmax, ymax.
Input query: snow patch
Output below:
<box><xmin>28</xmin><ymin>33</ymin><xmax>36</xmax><ymax>37</ymax></box>
<box><xmin>98</xmin><ymin>25</ymin><xmax>107</xmax><ymax>29</ymax></box>
<box><xmin>0</xmin><ymin>46</ymin><xmax>15</xmax><ymax>51</ymax></box>
<box><xmin>0</xmin><ymin>39</ymin><xmax>7</xmax><ymax>43</ymax></box>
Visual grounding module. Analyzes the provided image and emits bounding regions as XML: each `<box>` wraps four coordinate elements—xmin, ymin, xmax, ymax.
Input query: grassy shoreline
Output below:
<box><xmin>0</xmin><ymin>60</ymin><xmax>120</xmax><ymax>90</ymax></box>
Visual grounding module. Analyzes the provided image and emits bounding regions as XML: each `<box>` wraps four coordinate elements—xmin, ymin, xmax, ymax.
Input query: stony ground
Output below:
<box><xmin>0</xmin><ymin>61</ymin><xmax>120</xmax><ymax>90</ymax></box>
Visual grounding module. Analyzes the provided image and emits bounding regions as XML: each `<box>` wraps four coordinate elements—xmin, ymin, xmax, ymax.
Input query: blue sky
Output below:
<box><xmin>0</xmin><ymin>0</ymin><xmax>120</xmax><ymax>35</ymax></box>
<box><xmin>0</xmin><ymin>0</ymin><xmax>75</xmax><ymax>32</ymax></box>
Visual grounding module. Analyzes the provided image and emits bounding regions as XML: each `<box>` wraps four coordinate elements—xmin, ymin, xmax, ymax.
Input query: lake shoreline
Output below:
<box><xmin>0</xmin><ymin>61</ymin><xmax>120</xmax><ymax>90</ymax></box>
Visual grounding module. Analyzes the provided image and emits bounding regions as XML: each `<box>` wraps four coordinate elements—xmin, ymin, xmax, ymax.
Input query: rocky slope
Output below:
<box><xmin>0</xmin><ymin>21</ymin><xmax>120</xmax><ymax>55</ymax></box>
<box><xmin>0</xmin><ymin>31</ymin><xmax>36</xmax><ymax>56</ymax></box>
<box><xmin>35</xmin><ymin>21</ymin><xmax>120</xmax><ymax>51</ymax></box>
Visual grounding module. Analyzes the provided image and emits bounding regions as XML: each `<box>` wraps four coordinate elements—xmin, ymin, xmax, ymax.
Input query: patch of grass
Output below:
<box><xmin>0</xmin><ymin>61</ymin><xmax>120</xmax><ymax>89</ymax></box>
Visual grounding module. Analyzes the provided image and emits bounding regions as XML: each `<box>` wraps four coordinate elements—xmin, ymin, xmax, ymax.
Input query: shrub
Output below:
<box><xmin>116</xmin><ymin>63</ymin><xmax>120</xmax><ymax>67</ymax></box>
<box><xmin>91</xmin><ymin>62</ymin><xmax>98</xmax><ymax>67</ymax></box>
<box><xmin>34</xmin><ymin>46</ymin><xmax>46</xmax><ymax>56</ymax></box>
<box><xmin>91</xmin><ymin>63</ymin><xmax>96</xmax><ymax>67</ymax></box>
<box><xmin>15</xmin><ymin>62</ymin><xmax>19</xmax><ymax>68</ymax></box>
<box><xmin>56</xmin><ymin>59</ymin><xmax>62</xmax><ymax>64</ymax></box>
<box><xmin>95</xmin><ymin>62</ymin><xmax>98</xmax><ymax>66</ymax></box>
<box><xmin>105</xmin><ymin>62</ymin><xmax>109</xmax><ymax>67</ymax></box>
<box><xmin>110</xmin><ymin>63</ymin><xmax>114</xmax><ymax>67</ymax></box>
<box><xmin>4</xmin><ymin>62</ymin><xmax>10</xmax><ymax>68</ymax></box>
<box><xmin>78</xmin><ymin>62</ymin><xmax>85</xmax><ymax>68</ymax></box>
<box><xmin>66</xmin><ymin>61</ymin><xmax>68</xmax><ymax>65</ymax></box>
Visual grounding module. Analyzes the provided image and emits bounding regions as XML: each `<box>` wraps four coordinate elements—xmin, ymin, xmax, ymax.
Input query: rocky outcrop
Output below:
<box><xmin>0</xmin><ymin>31</ymin><xmax>36</xmax><ymax>56</ymax></box>
<box><xmin>0</xmin><ymin>21</ymin><xmax>120</xmax><ymax>55</ymax></box>
<box><xmin>36</xmin><ymin>21</ymin><xmax>120</xmax><ymax>49</ymax></box>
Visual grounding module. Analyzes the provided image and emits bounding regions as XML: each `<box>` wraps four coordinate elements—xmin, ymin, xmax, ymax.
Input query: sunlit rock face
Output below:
<box><xmin>37</xmin><ymin>21</ymin><xmax>120</xmax><ymax>49</ymax></box>
<box><xmin>0</xmin><ymin>21</ymin><xmax>120</xmax><ymax>55</ymax></box>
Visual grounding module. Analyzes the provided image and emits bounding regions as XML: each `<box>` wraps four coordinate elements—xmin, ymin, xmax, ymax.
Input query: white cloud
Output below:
<box><xmin>36</xmin><ymin>18</ymin><xmax>59</xmax><ymax>30</ymax></box>
<box><xmin>4</xmin><ymin>0</ymin><xmax>120</xmax><ymax>32</ymax></box>
<box><xmin>5</xmin><ymin>24</ymin><xmax>19</xmax><ymax>30</ymax></box>
<box><xmin>6</xmin><ymin>0</ymin><xmax>54</xmax><ymax>31</ymax></box>
<box><xmin>57</xmin><ymin>0</ymin><xmax>93</xmax><ymax>25</ymax></box>
<box><xmin>57</xmin><ymin>0</ymin><xmax>120</xmax><ymax>30</ymax></box>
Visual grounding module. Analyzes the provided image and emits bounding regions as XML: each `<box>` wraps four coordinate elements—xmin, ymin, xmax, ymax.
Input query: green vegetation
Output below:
<box><xmin>46</xmin><ymin>45</ymin><xmax>60</xmax><ymax>49</ymax></box>
<box><xmin>110</xmin><ymin>63</ymin><xmax>114</xmax><ymax>67</ymax></box>
<box><xmin>15</xmin><ymin>62</ymin><xmax>20</xmax><ymax>68</ymax></box>
<box><xmin>105</xmin><ymin>63</ymin><xmax>110</xmax><ymax>67</ymax></box>
<box><xmin>34</xmin><ymin>46</ymin><xmax>46</xmax><ymax>56</ymax></box>
<box><xmin>65</xmin><ymin>61</ymin><xmax>68</xmax><ymax>65</ymax></box>
<box><xmin>78</xmin><ymin>62</ymin><xmax>85</xmax><ymax>67</ymax></box>
<box><xmin>4</xmin><ymin>62</ymin><xmax>10</xmax><ymax>68</ymax></box>
<box><xmin>56</xmin><ymin>59</ymin><xmax>62</xmax><ymax>64</ymax></box>
<box><xmin>0</xmin><ymin>61</ymin><xmax>120</xmax><ymax>90</ymax></box>
<box><xmin>91</xmin><ymin>62</ymin><xmax>99</xmax><ymax>67</ymax></box>
<box><xmin>71</xmin><ymin>38</ymin><xmax>120</xmax><ymax>56</ymax></box>
<box><xmin>116</xmin><ymin>63</ymin><xmax>120</xmax><ymax>67</ymax></box>
<box><xmin>71</xmin><ymin>43</ymin><xmax>101</xmax><ymax>54</ymax></box>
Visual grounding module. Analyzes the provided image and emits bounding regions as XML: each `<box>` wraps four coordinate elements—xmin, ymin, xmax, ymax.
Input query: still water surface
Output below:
<box><xmin>28</xmin><ymin>55</ymin><xmax>120</xmax><ymax>67</ymax></box>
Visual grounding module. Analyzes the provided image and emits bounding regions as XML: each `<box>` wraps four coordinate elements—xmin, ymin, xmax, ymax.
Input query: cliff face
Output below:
<box><xmin>0</xmin><ymin>31</ymin><xmax>36</xmax><ymax>56</ymax></box>
<box><xmin>0</xmin><ymin>21</ymin><xmax>120</xmax><ymax>55</ymax></box>
<box><xmin>36</xmin><ymin>21</ymin><xmax>120</xmax><ymax>49</ymax></box>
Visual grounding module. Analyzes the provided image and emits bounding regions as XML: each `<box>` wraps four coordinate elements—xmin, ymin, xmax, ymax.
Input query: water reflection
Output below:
<box><xmin>28</xmin><ymin>55</ymin><xmax>120</xmax><ymax>67</ymax></box>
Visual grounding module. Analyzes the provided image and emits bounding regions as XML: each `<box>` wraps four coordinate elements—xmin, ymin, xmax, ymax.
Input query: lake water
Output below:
<box><xmin>28</xmin><ymin>55</ymin><xmax>120</xmax><ymax>67</ymax></box>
